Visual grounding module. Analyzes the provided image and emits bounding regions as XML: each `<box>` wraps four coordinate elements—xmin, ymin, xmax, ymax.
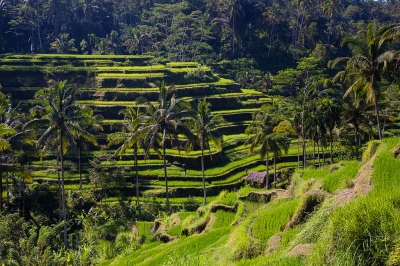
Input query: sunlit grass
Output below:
<box><xmin>251</xmin><ymin>198</ymin><xmax>300</xmax><ymax>241</ymax></box>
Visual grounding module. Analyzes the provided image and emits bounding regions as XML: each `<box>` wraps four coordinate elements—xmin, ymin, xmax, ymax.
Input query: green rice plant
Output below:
<box><xmin>97</xmin><ymin>73</ymin><xmax>165</xmax><ymax>78</ymax></box>
<box><xmin>300</xmin><ymin>167</ymin><xmax>329</xmax><ymax>181</ymax></box>
<box><xmin>166</xmin><ymin>62</ymin><xmax>199</xmax><ymax>67</ymax></box>
<box><xmin>218</xmin><ymin>191</ymin><xmax>237</xmax><ymax>206</ymax></box>
<box><xmin>136</xmin><ymin>222</ymin><xmax>154</xmax><ymax>241</ymax></box>
<box><xmin>289</xmin><ymin>199</ymin><xmax>333</xmax><ymax>248</ymax></box>
<box><xmin>259</xmin><ymin>97</ymin><xmax>273</xmax><ymax>101</ymax></box>
<box><xmin>168</xmin><ymin>66</ymin><xmax>210</xmax><ymax>73</ymax></box>
<box><xmin>309</xmin><ymin>193</ymin><xmax>400</xmax><ymax>266</ymax></box>
<box><xmin>237</xmin><ymin>253</ymin><xmax>303</xmax><ymax>266</ymax></box>
<box><xmin>213</xmin><ymin>210</ymin><xmax>236</xmax><ymax>228</ymax></box>
<box><xmin>321</xmin><ymin>161</ymin><xmax>360</xmax><ymax>193</ymax></box>
<box><xmin>361</xmin><ymin>140</ymin><xmax>381</xmax><ymax>163</ymax></box>
<box><xmin>101</xmin><ymin>160</ymin><xmax>164</xmax><ymax>166</ymax></box>
<box><xmin>6</xmin><ymin>54</ymin><xmax>152</xmax><ymax>60</ymax></box>
<box><xmin>241</xmin><ymin>89</ymin><xmax>263</xmax><ymax>95</ymax></box>
<box><xmin>212</xmin><ymin>108</ymin><xmax>259</xmax><ymax>115</ymax></box>
<box><xmin>280</xmin><ymin>227</ymin><xmax>302</xmax><ymax>250</ymax></box>
<box><xmin>251</xmin><ymin>198</ymin><xmax>300</xmax><ymax>241</ymax></box>
<box><xmin>76</xmin><ymin>100</ymin><xmax>137</xmax><ymax>105</ymax></box>
<box><xmin>214</xmin><ymin>78</ymin><xmax>236</xmax><ymax>85</ymax></box>
<box><xmin>94</xmin><ymin>87</ymin><xmax>159</xmax><ymax>92</ymax></box>
<box><xmin>111</xmin><ymin>227</ymin><xmax>231</xmax><ymax>266</ymax></box>
<box><xmin>95</xmin><ymin>65</ymin><xmax>165</xmax><ymax>72</ymax></box>
<box><xmin>167</xmin><ymin>212</ymin><xmax>195</xmax><ymax>236</ymax></box>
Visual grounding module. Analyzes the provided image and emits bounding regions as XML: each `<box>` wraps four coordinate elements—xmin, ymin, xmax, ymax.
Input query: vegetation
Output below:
<box><xmin>1</xmin><ymin>1</ymin><xmax>400</xmax><ymax>263</ymax></box>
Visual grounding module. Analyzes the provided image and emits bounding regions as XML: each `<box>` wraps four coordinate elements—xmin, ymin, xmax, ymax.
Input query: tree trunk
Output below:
<box><xmin>162</xmin><ymin>129</ymin><xmax>170</xmax><ymax>212</ymax></box>
<box><xmin>297</xmin><ymin>133</ymin><xmax>300</xmax><ymax>169</ymax></box>
<box><xmin>232</xmin><ymin>17</ymin><xmax>235</xmax><ymax>55</ymax></box>
<box><xmin>268</xmin><ymin>25</ymin><xmax>273</xmax><ymax>57</ymax></box>
<box><xmin>201</xmin><ymin>140</ymin><xmax>206</xmax><ymax>205</ymax></box>
<box><xmin>60</xmin><ymin>131</ymin><xmax>67</xmax><ymax>247</ymax></box>
<box><xmin>321</xmin><ymin>140</ymin><xmax>325</xmax><ymax>166</ymax></box>
<box><xmin>373</xmin><ymin>91</ymin><xmax>382</xmax><ymax>140</ymax></box>
<box><xmin>274</xmin><ymin>155</ymin><xmax>277</xmax><ymax>188</ymax></box>
<box><xmin>79</xmin><ymin>137</ymin><xmax>82</xmax><ymax>190</ymax></box>
<box><xmin>330</xmin><ymin>137</ymin><xmax>333</xmax><ymax>164</ymax></box>
<box><xmin>313</xmin><ymin>138</ymin><xmax>315</xmax><ymax>167</ymax></box>
<box><xmin>265</xmin><ymin>152</ymin><xmax>269</xmax><ymax>190</ymax></box>
<box><xmin>302</xmin><ymin>111</ymin><xmax>306</xmax><ymax>168</ymax></box>
<box><xmin>135</xmin><ymin>145</ymin><xmax>139</xmax><ymax>205</ymax></box>
<box><xmin>317</xmin><ymin>138</ymin><xmax>320</xmax><ymax>168</ymax></box>
<box><xmin>5</xmin><ymin>174</ymin><xmax>9</xmax><ymax>207</ymax></box>
<box><xmin>0</xmin><ymin>172</ymin><xmax>2</xmax><ymax>212</ymax></box>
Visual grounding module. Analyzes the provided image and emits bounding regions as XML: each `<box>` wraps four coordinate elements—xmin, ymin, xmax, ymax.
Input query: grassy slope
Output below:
<box><xmin>101</xmin><ymin>138</ymin><xmax>400</xmax><ymax>266</ymax></box>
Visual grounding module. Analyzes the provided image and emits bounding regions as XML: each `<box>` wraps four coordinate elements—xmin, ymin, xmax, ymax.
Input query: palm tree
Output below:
<box><xmin>263</xmin><ymin>4</ymin><xmax>281</xmax><ymax>57</ymax></box>
<box><xmin>76</xmin><ymin>108</ymin><xmax>102</xmax><ymax>191</ymax></box>
<box><xmin>341</xmin><ymin>90</ymin><xmax>375</xmax><ymax>149</ymax></box>
<box><xmin>323</xmin><ymin>0</ymin><xmax>342</xmax><ymax>44</ymax></box>
<box><xmin>0</xmin><ymin>123</ymin><xmax>16</xmax><ymax>212</ymax></box>
<box><xmin>193</xmin><ymin>99</ymin><xmax>224</xmax><ymax>205</ymax></box>
<box><xmin>332</xmin><ymin>23</ymin><xmax>400</xmax><ymax>140</ymax></box>
<box><xmin>107</xmin><ymin>107</ymin><xmax>143</xmax><ymax>205</ymax></box>
<box><xmin>23</xmin><ymin>80</ymin><xmax>98</xmax><ymax>247</ymax></box>
<box><xmin>137</xmin><ymin>82</ymin><xmax>194</xmax><ymax>212</ymax></box>
<box><xmin>245</xmin><ymin>105</ymin><xmax>289</xmax><ymax>189</ymax></box>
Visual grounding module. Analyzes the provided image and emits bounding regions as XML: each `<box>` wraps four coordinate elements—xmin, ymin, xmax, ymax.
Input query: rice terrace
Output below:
<box><xmin>1</xmin><ymin>1</ymin><xmax>400</xmax><ymax>265</ymax></box>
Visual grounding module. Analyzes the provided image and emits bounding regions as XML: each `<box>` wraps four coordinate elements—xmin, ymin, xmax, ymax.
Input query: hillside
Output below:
<box><xmin>0</xmin><ymin>53</ymin><xmax>301</xmax><ymax>205</ymax></box>
<box><xmin>1</xmin><ymin>48</ymin><xmax>400</xmax><ymax>265</ymax></box>
<box><xmin>97</xmin><ymin>137</ymin><xmax>400</xmax><ymax>266</ymax></box>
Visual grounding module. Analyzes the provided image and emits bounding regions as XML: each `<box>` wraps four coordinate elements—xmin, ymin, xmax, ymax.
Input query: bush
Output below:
<box><xmin>182</xmin><ymin>196</ymin><xmax>200</xmax><ymax>212</ymax></box>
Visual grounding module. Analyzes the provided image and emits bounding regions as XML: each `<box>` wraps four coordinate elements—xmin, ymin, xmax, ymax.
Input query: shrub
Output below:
<box><xmin>182</xmin><ymin>196</ymin><xmax>200</xmax><ymax>212</ymax></box>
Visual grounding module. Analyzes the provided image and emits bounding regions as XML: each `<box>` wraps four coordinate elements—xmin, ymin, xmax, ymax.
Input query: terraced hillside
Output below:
<box><xmin>0</xmin><ymin>54</ymin><xmax>350</xmax><ymax>205</ymax></box>
<box><xmin>95</xmin><ymin>137</ymin><xmax>400</xmax><ymax>266</ymax></box>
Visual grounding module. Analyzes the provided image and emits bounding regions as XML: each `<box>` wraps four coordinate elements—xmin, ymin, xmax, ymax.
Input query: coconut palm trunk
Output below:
<box><xmin>78</xmin><ymin>137</ymin><xmax>82</xmax><ymax>190</ymax></box>
<box><xmin>201</xmin><ymin>141</ymin><xmax>206</xmax><ymax>205</ymax></box>
<box><xmin>135</xmin><ymin>145</ymin><xmax>139</xmax><ymax>205</ymax></box>
<box><xmin>162</xmin><ymin>128</ymin><xmax>170</xmax><ymax>212</ymax></box>
<box><xmin>5</xmin><ymin>174</ymin><xmax>8</xmax><ymax>207</ymax></box>
<box><xmin>373</xmin><ymin>91</ymin><xmax>382</xmax><ymax>140</ymax></box>
<box><xmin>265</xmin><ymin>152</ymin><xmax>269</xmax><ymax>190</ymax></box>
<box><xmin>60</xmin><ymin>130</ymin><xmax>67</xmax><ymax>248</ymax></box>
<box><xmin>0</xmin><ymin>172</ymin><xmax>2</xmax><ymax>212</ymax></box>
<box><xmin>297</xmin><ymin>134</ymin><xmax>300</xmax><ymax>169</ymax></box>
<box><xmin>273</xmin><ymin>155</ymin><xmax>277</xmax><ymax>188</ymax></box>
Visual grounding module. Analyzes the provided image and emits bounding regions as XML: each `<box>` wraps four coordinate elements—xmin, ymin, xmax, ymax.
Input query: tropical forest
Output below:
<box><xmin>2</xmin><ymin>0</ymin><xmax>400</xmax><ymax>265</ymax></box>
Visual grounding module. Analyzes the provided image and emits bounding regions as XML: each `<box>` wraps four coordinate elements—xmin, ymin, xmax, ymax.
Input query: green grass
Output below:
<box><xmin>108</xmin><ymin>227</ymin><xmax>231</xmax><ymax>266</ymax></box>
<box><xmin>136</xmin><ymin>222</ymin><xmax>153</xmax><ymax>240</ymax></box>
<box><xmin>168</xmin><ymin>66</ymin><xmax>210</xmax><ymax>73</ymax></box>
<box><xmin>4</xmin><ymin>54</ymin><xmax>152</xmax><ymax>60</ymax></box>
<box><xmin>213</xmin><ymin>210</ymin><xmax>236</xmax><ymax>228</ymax></box>
<box><xmin>168</xmin><ymin>212</ymin><xmax>195</xmax><ymax>236</ymax></box>
<box><xmin>251</xmin><ymin>198</ymin><xmax>300</xmax><ymax>241</ymax></box>
<box><xmin>213</xmin><ymin>108</ymin><xmax>259</xmax><ymax>115</ymax></box>
<box><xmin>166</xmin><ymin>62</ymin><xmax>199</xmax><ymax>67</ymax></box>
<box><xmin>237</xmin><ymin>253</ymin><xmax>303</xmax><ymax>266</ymax></box>
<box><xmin>241</xmin><ymin>89</ymin><xmax>263</xmax><ymax>95</ymax></box>
<box><xmin>321</xmin><ymin>161</ymin><xmax>360</xmax><ymax>193</ymax></box>
<box><xmin>97</xmin><ymin>73</ymin><xmax>165</xmax><ymax>78</ymax></box>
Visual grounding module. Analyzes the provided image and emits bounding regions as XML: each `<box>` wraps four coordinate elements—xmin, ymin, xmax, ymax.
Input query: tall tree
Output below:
<box><xmin>23</xmin><ymin>80</ymin><xmax>98</xmax><ymax>247</ymax></box>
<box><xmin>137</xmin><ymin>82</ymin><xmax>194</xmax><ymax>211</ymax></box>
<box><xmin>107</xmin><ymin>107</ymin><xmax>143</xmax><ymax>205</ymax></box>
<box><xmin>192</xmin><ymin>99</ymin><xmax>224</xmax><ymax>205</ymax></box>
<box><xmin>245</xmin><ymin>105</ymin><xmax>289</xmax><ymax>189</ymax></box>
<box><xmin>263</xmin><ymin>3</ymin><xmax>281</xmax><ymax>58</ymax></box>
<box><xmin>332</xmin><ymin>23</ymin><xmax>400</xmax><ymax>140</ymax></box>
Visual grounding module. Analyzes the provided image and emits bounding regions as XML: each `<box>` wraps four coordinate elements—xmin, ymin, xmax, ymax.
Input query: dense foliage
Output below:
<box><xmin>2</xmin><ymin>0</ymin><xmax>400</xmax><ymax>76</ymax></box>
